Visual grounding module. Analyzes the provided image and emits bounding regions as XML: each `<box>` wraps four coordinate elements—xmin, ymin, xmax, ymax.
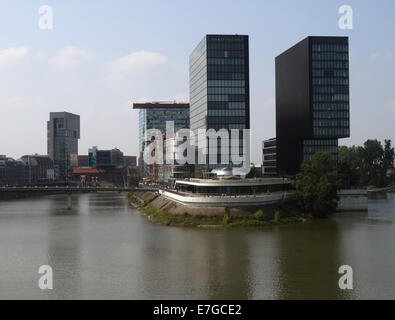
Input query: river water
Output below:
<box><xmin>0</xmin><ymin>193</ymin><xmax>394</xmax><ymax>299</ymax></box>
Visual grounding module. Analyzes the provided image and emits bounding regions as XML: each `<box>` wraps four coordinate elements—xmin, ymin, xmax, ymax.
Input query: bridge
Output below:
<box><xmin>367</xmin><ymin>182</ymin><xmax>395</xmax><ymax>194</ymax></box>
<box><xmin>0</xmin><ymin>186</ymin><xmax>159</xmax><ymax>209</ymax></box>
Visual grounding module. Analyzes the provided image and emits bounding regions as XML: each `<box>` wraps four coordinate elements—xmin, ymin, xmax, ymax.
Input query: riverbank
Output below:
<box><xmin>127</xmin><ymin>191</ymin><xmax>304</xmax><ymax>228</ymax></box>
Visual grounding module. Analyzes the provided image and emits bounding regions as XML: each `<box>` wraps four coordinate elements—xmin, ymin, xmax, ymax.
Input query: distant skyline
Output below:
<box><xmin>0</xmin><ymin>0</ymin><xmax>394</xmax><ymax>163</ymax></box>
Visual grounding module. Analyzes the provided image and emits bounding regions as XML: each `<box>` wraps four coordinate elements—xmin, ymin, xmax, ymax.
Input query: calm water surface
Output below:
<box><xmin>0</xmin><ymin>193</ymin><xmax>394</xmax><ymax>299</ymax></box>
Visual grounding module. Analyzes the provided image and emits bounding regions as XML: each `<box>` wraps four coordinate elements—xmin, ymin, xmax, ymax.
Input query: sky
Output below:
<box><xmin>0</xmin><ymin>0</ymin><xmax>394</xmax><ymax>163</ymax></box>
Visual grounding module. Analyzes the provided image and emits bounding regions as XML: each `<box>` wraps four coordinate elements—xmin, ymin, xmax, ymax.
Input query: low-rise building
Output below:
<box><xmin>78</xmin><ymin>155</ymin><xmax>89</xmax><ymax>167</ymax></box>
<box><xmin>174</xmin><ymin>177</ymin><xmax>290</xmax><ymax>195</ymax></box>
<box><xmin>72</xmin><ymin>167</ymin><xmax>125</xmax><ymax>186</ymax></box>
<box><xmin>262</xmin><ymin>138</ymin><xmax>277</xmax><ymax>177</ymax></box>
<box><xmin>0</xmin><ymin>155</ymin><xmax>26</xmax><ymax>186</ymax></box>
<box><xmin>20</xmin><ymin>155</ymin><xmax>54</xmax><ymax>185</ymax></box>
<box><xmin>124</xmin><ymin>156</ymin><xmax>137</xmax><ymax>168</ymax></box>
<box><xmin>88</xmin><ymin>146</ymin><xmax>124</xmax><ymax>168</ymax></box>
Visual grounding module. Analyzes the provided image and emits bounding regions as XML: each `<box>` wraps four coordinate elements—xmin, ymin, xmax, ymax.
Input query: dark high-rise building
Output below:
<box><xmin>190</xmin><ymin>34</ymin><xmax>250</xmax><ymax>176</ymax></box>
<box><xmin>276</xmin><ymin>36</ymin><xmax>350</xmax><ymax>175</ymax></box>
<box><xmin>47</xmin><ymin>112</ymin><xmax>80</xmax><ymax>180</ymax></box>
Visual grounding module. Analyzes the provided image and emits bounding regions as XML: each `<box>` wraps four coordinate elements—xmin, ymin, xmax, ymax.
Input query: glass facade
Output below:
<box><xmin>47</xmin><ymin>112</ymin><xmax>80</xmax><ymax>180</ymax></box>
<box><xmin>307</xmin><ymin>37</ymin><xmax>350</xmax><ymax>165</ymax></box>
<box><xmin>190</xmin><ymin>34</ymin><xmax>250</xmax><ymax>172</ymax></box>
<box><xmin>138</xmin><ymin>107</ymin><xmax>189</xmax><ymax>154</ymax></box>
<box><xmin>311</xmin><ymin>38</ymin><xmax>350</xmax><ymax>139</ymax></box>
<box><xmin>262</xmin><ymin>138</ymin><xmax>277</xmax><ymax>176</ymax></box>
<box><xmin>303</xmin><ymin>139</ymin><xmax>338</xmax><ymax>160</ymax></box>
<box><xmin>276</xmin><ymin>36</ymin><xmax>350</xmax><ymax>175</ymax></box>
<box><xmin>134</xmin><ymin>103</ymin><xmax>190</xmax><ymax>182</ymax></box>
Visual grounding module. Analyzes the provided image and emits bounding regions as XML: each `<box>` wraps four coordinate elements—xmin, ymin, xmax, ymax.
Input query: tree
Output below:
<box><xmin>383</xmin><ymin>140</ymin><xmax>395</xmax><ymax>181</ymax></box>
<box><xmin>246</xmin><ymin>163</ymin><xmax>262</xmax><ymax>178</ymax></box>
<box><xmin>293</xmin><ymin>152</ymin><xmax>341</xmax><ymax>218</ymax></box>
<box><xmin>338</xmin><ymin>145</ymin><xmax>364</xmax><ymax>187</ymax></box>
<box><xmin>338</xmin><ymin>139</ymin><xmax>395</xmax><ymax>188</ymax></box>
<box><xmin>362</xmin><ymin>139</ymin><xmax>384</xmax><ymax>186</ymax></box>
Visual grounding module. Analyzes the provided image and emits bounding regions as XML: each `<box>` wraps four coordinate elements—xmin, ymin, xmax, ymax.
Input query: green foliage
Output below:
<box><xmin>254</xmin><ymin>210</ymin><xmax>264</xmax><ymax>221</ymax></box>
<box><xmin>338</xmin><ymin>145</ymin><xmax>364</xmax><ymax>187</ymax></box>
<box><xmin>384</xmin><ymin>140</ymin><xmax>395</xmax><ymax>182</ymax></box>
<box><xmin>293</xmin><ymin>152</ymin><xmax>341</xmax><ymax>218</ymax></box>
<box><xmin>246</xmin><ymin>164</ymin><xmax>262</xmax><ymax>178</ymax></box>
<box><xmin>339</xmin><ymin>139</ymin><xmax>395</xmax><ymax>188</ymax></box>
<box><xmin>273</xmin><ymin>210</ymin><xmax>281</xmax><ymax>222</ymax></box>
<box><xmin>223</xmin><ymin>213</ymin><xmax>230</xmax><ymax>225</ymax></box>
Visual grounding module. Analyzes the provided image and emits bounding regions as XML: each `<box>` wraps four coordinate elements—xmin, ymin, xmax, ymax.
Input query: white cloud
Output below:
<box><xmin>105</xmin><ymin>73</ymin><xmax>124</xmax><ymax>87</ymax></box>
<box><xmin>107</xmin><ymin>51</ymin><xmax>167</xmax><ymax>74</ymax></box>
<box><xmin>50</xmin><ymin>46</ymin><xmax>90</xmax><ymax>69</ymax></box>
<box><xmin>0</xmin><ymin>47</ymin><xmax>29</xmax><ymax>69</ymax></box>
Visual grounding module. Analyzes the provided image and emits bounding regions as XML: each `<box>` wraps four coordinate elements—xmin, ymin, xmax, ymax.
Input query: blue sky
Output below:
<box><xmin>0</xmin><ymin>0</ymin><xmax>394</xmax><ymax>162</ymax></box>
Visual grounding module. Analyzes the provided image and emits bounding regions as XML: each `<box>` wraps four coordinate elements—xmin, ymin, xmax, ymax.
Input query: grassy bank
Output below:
<box><xmin>127</xmin><ymin>191</ymin><xmax>304</xmax><ymax>228</ymax></box>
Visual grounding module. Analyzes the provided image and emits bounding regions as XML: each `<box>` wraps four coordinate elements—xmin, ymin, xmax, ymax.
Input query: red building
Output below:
<box><xmin>72</xmin><ymin>167</ymin><xmax>125</xmax><ymax>186</ymax></box>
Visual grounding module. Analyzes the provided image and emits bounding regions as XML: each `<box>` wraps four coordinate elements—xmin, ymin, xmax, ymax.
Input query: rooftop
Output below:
<box><xmin>132</xmin><ymin>102</ymin><xmax>190</xmax><ymax>109</ymax></box>
<box><xmin>175</xmin><ymin>178</ymin><xmax>290</xmax><ymax>187</ymax></box>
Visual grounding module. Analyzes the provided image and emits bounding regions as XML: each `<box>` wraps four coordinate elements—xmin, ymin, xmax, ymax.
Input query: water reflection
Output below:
<box><xmin>0</xmin><ymin>193</ymin><xmax>394</xmax><ymax>299</ymax></box>
<box><xmin>46</xmin><ymin>195</ymin><xmax>83</xmax><ymax>299</ymax></box>
<box><xmin>274</xmin><ymin>220</ymin><xmax>353</xmax><ymax>299</ymax></box>
<box><xmin>137</xmin><ymin>228</ymin><xmax>253</xmax><ymax>299</ymax></box>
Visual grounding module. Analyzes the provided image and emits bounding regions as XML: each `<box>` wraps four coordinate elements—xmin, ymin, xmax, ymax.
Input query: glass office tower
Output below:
<box><xmin>134</xmin><ymin>103</ymin><xmax>190</xmax><ymax>155</ymax></box>
<box><xmin>133</xmin><ymin>102</ymin><xmax>190</xmax><ymax>182</ymax></box>
<box><xmin>276</xmin><ymin>36</ymin><xmax>350</xmax><ymax>175</ymax></box>
<box><xmin>47</xmin><ymin>112</ymin><xmax>80</xmax><ymax>180</ymax></box>
<box><xmin>190</xmin><ymin>34</ymin><xmax>250</xmax><ymax>176</ymax></box>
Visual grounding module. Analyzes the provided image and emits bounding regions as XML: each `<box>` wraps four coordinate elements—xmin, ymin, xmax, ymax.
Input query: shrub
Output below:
<box><xmin>254</xmin><ymin>210</ymin><xmax>264</xmax><ymax>221</ymax></box>
<box><xmin>223</xmin><ymin>213</ymin><xmax>230</xmax><ymax>225</ymax></box>
<box><xmin>274</xmin><ymin>210</ymin><xmax>281</xmax><ymax>222</ymax></box>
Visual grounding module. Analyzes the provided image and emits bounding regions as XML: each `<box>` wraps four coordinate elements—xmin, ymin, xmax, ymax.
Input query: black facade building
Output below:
<box><xmin>275</xmin><ymin>36</ymin><xmax>350</xmax><ymax>175</ymax></box>
<box><xmin>262</xmin><ymin>138</ymin><xmax>277</xmax><ymax>177</ymax></box>
<box><xmin>190</xmin><ymin>34</ymin><xmax>250</xmax><ymax>176</ymax></box>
